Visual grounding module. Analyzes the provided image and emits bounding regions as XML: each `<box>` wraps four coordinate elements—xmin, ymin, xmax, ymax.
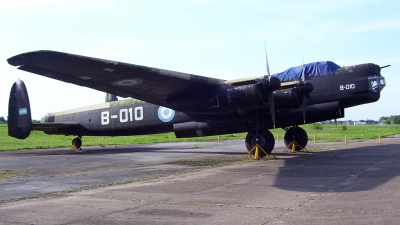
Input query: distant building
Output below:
<box><xmin>354</xmin><ymin>121</ymin><xmax>367</xmax><ymax>125</ymax></box>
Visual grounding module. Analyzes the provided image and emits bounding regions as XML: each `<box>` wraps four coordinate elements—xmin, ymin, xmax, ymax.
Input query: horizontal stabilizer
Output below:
<box><xmin>8</xmin><ymin>80</ymin><xmax>32</xmax><ymax>139</ymax></box>
<box><xmin>32</xmin><ymin>122</ymin><xmax>80</xmax><ymax>133</ymax></box>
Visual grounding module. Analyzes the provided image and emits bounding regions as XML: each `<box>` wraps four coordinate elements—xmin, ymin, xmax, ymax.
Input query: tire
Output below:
<box><xmin>284</xmin><ymin>127</ymin><xmax>308</xmax><ymax>151</ymax></box>
<box><xmin>245</xmin><ymin>129</ymin><xmax>275</xmax><ymax>155</ymax></box>
<box><xmin>72</xmin><ymin>137</ymin><xmax>82</xmax><ymax>149</ymax></box>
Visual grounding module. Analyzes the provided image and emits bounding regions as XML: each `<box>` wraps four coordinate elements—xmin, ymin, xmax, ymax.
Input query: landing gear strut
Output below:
<box><xmin>71</xmin><ymin>136</ymin><xmax>82</xmax><ymax>150</ymax></box>
<box><xmin>244</xmin><ymin>110</ymin><xmax>276</xmax><ymax>159</ymax></box>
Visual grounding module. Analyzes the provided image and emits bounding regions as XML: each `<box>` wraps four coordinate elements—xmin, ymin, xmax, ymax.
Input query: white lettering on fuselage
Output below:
<box><xmin>340</xmin><ymin>84</ymin><xmax>355</xmax><ymax>90</ymax></box>
<box><xmin>101</xmin><ymin>107</ymin><xmax>144</xmax><ymax>125</ymax></box>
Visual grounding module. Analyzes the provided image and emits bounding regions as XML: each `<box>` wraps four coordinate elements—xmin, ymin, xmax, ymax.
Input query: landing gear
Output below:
<box><xmin>284</xmin><ymin>127</ymin><xmax>308</xmax><ymax>151</ymax></box>
<box><xmin>71</xmin><ymin>136</ymin><xmax>82</xmax><ymax>150</ymax></box>
<box><xmin>245</xmin><ymin>128</ymin><xmax>275</xmax><ymax>156</ymax></box>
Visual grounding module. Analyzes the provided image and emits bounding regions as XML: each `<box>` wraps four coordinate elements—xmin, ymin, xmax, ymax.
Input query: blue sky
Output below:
<box><xmin>1</xmin><ymin>0</ymin><xmax>399</xmax><ymax>121</ymax></box>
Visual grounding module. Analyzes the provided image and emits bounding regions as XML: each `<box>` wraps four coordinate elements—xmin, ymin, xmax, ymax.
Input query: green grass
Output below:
<box><xmin>0</xmin><ymin>169</ymin><xmax>29</xmax><ymax>179</ymax></box>
<box><xmin>0</xmin><ymin>124</ymin><xmax>399</xmax><ymax>151</ymax></box>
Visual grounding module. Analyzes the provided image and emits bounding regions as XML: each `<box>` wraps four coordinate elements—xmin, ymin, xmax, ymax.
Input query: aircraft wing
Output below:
<box><xmin>8</xmin><ymin>51</ymin><xmax>225</xmax><ymax>107</ymax></box>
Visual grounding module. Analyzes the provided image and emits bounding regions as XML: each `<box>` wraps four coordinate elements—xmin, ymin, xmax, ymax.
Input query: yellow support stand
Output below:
<box><xmin>283</xmin><ymin>140</ymin><xmax>311</xmax><ymax>153</ymax></box>
<box><xmin>379</xmin><ymin>134</ymin><xmax>382</xmax><ymax>143</ymax></box>
<box><xmin>71</xmin><ymin>143</ymin><xmax>81</xmax><ymax>151</ymax></box>
<box><xmin>244</xmin><ymin>144</ymin><xmax>276</xmax><ymax>160</ymax></box>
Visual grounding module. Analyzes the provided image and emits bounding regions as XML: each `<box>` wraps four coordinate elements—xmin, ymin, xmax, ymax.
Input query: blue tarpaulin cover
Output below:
<box><xmin>273</xmin><ymin>61</ymin><xmax>341</xmax><ymax>82</ymax></box>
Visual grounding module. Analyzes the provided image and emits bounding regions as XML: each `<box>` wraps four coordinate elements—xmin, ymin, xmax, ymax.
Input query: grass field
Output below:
<box><xmin>0</xmin><ymin>124</ymin><xmax>399</xmax><ymax>151</ymax></box>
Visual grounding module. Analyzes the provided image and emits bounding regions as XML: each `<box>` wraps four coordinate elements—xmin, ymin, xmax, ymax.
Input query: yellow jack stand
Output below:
<box><xmin>245</xmin><ymin>144</ymin><xmax>276</xmax><ymax>160</ymax></box>
<box><xmin>283</xmin><ymin>140</ymin><xmax>311</xmax><ymax>153</ymax></box>
<box><xmin>71</xmin><ymin>143</ymin><xmax>81</xmax><ymax>151</ymax></box>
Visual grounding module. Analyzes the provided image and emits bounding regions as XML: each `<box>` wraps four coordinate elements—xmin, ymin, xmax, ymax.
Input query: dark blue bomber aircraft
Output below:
<box><xmin>7</xmin><ymin>51</ymin><xmax>387</xmax><ymax>155</ymax></box>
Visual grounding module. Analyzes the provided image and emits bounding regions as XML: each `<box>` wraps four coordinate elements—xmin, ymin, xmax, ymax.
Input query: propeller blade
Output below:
<box><xmin>301</xmin><ymin>94</ymin><xmax>307</xmax><ymax>124</ymax></box>
<box><xmin>264</xmin><ymin>41</ymin><xmax>270</xmax><ymax>76</ymax></box>
<box><xmin>299</xmin><ymin>62</ymin><xmax>313</xmax><ymax>124</ymax></box>
<box><xmin>306</xmin><ymin>93</ymin><xmax>313</xmax><ymax>105</ymax></box>
<box><xmin>268</xmin><ymin>92</ymin><xmax>276</xmax><ymax>128</ymax></box>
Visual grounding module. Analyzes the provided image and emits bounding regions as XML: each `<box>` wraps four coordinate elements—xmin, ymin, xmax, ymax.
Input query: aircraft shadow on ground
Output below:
<box><xmin>24</xmin><ymin>144</ymin><xmax>244</xmax><ymax>156</ymax></box>
<box><xmin>272</xmin><ymin>143</ymin><xmax>400</xmax><ymax>193</ymax></box>
<box><xmin>18</xmin><ymin>143</ymin><xmax>400</xmax><ymax>193</ymax></box>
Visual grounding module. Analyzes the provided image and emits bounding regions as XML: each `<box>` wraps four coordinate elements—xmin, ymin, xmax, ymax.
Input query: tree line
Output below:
<box><xmin>0</xmin><ymin>116</ymin><xmax>41</xmax><ymax>124</ymax></box>
<box><xmin>380</xmin><ymin>116</ymin><xmax>400</xmax><ymax>124</ymax></box>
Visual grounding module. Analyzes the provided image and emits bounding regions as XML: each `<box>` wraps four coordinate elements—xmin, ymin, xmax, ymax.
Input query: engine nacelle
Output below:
<box><xmin>168</xmin><ymin>77</ymin><xmax>281</xmax><ymax>114</ymax></box>
<box><xmin>226</xmin><ymin>84</ymin><xmax>266</xmax><ymax>110</ymax></box>
<box><xmin>273</xmin><ymin>88</ymin><xmax>301</xmax><ymax>109</ymax></box>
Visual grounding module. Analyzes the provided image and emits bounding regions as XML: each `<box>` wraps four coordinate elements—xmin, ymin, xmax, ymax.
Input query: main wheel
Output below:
<box><xmin>245</xmin><ymin>129</ymin><xmax>275</xmax><ymax>155</ymax></box>
<box><xmin>284</xmin><ymin>127</ymin><xmax>308</xmax><ymax>151</ymax></box>
<box><xmin>72</xmin><ymin>137</ymin><xmax>82</xmax><ymax>149</ymax></box>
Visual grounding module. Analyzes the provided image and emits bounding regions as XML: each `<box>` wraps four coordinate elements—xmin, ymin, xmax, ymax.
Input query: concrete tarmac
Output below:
<box><xmin>0</xmin><ymin>137</ymin><xmax>400</xmax><ymax>224</ymax></box>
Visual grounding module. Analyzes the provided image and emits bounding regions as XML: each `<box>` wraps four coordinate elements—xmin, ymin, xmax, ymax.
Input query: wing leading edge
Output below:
<box><xmin>8</xmin><ymin>50</ymin><xmax>225</xmax><ymax>107</ymax></box>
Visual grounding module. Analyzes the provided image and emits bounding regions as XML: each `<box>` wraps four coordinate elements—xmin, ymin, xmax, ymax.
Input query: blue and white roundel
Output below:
<box><xmin>112</xmin><ymin>78</ymin><xmax>142</xmax><ymax>86</ymax></box>
<box><xmin>158</xmin><ymin>107</ymin><xmax>175</xmax><ymax>122</ymax></box>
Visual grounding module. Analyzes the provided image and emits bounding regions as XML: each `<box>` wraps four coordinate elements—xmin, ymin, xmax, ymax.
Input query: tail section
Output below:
<box><xmin>8</xmin><ymin>80</ymin><xmax>32</xmax><ymax>139</ymax></box>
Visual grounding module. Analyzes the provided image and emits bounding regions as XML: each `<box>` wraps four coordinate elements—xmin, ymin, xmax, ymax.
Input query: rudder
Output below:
<box><xmin>8</xmin><ymin>80</ymin><xmax>32</xmax><ymax>139</ymax></box>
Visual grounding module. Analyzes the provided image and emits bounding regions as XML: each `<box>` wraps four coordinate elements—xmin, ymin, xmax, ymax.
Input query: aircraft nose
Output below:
<box><xmin>379</xmin><ymin>76</ymin><xmax>386</xmax><ymax>92</ymax></box>
<box><xmin>368</xmin><ymin>75</ymin><xmax>386</xmax><ymax>92</ymax></box>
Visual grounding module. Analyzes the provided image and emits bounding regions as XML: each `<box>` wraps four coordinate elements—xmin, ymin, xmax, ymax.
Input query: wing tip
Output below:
<box><xmin>7</xmin><ymin>50</ymin><xmax>57</xmax><ymax>66</ymax></box>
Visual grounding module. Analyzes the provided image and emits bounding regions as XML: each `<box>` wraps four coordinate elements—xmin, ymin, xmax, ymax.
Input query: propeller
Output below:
<box><xmin>256</xmin><ymin>75</ymin><xmax>280</xmax><ymax>128</ymax></box>
<box><xmin>298</xmin><ymin>66</ymin><xmax>314</xmax><ymax>124</ymax></box>
<box><xmin>256</xmin><ymin>47</ymin><xmax>280</xmax><ymax>128</ymax></box>
<box><xmin>268</xmin><ymin>90</ymin><xmax>276</xmax><ymax>128</ymax></box>
<box><xmin>265</xmin><ymin>50</ymin><xmax>275</xmax><ymax>128</ymax></box>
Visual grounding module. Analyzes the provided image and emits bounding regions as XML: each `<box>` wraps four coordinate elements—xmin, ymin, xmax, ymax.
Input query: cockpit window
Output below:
<box><xmin>368</xmin><ymin>75</ymin><xmax>386</xmax><ymax>92</ymax></box>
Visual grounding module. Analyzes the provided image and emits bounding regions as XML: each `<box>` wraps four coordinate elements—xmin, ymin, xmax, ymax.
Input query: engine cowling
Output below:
<box><xmin>167</xmin><ymin>75</ymin><xmax>281</xmax><ymax>114</ymax></box>
<box><xmin>226</xmin><ymin>75</ymin><xmax>281</xmax><ymax>110</ymax></box>
<box><xmin>226</xmin><ymin>83</ymin><xmax>265</xmax><ymax>109</ymax></box>
<box><xmin>273</xmin><ymin>88</ymin><xmax>301</xmax><ymax>109</ymax></box>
